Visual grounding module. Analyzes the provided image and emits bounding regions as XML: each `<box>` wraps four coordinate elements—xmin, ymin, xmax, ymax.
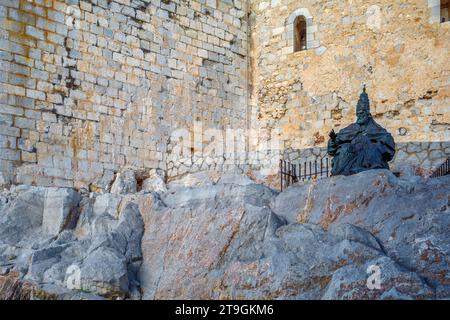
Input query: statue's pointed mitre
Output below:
<box><xmin>356</xmin><ymin>85</ymin><xmax>370</xmax><ymax>113</ymax></box>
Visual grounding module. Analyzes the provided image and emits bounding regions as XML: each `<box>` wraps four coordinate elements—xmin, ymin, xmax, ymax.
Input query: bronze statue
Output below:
<box><xmin>327</xmin><ymin>86</ymin><xmax>395</xmax><ymax>176</ymax></box>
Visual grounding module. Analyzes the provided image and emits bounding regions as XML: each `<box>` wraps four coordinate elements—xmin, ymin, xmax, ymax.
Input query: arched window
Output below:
<box><xmin>294</xmin><ymin>16</ymin><xmax>307</xmax><ymax>52</ymax></box>
<box><xmin>287</xmin><ymin>8</ymin><xmax>320</xmax><ymax>54</ymax></box>
<box><xmin>441</xmin><ymin>0</ymin><xmax>449</xmax><ymax>22</ymax></box>
<box><xmin>428</xmin><ymin>0</ymin><xmax>449</xmax><ymax>23</ymax></box>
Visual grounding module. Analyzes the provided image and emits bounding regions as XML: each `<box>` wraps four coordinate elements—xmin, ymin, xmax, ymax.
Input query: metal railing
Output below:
<box><xmin>280</xmin><ymin>158</ymin><xmax>331</xmax><ymax>191</ymax></box>
<box><xmin>430</xmin><ymin>158</ymin><xmax>450</xmax><ymax>178</ymax></box>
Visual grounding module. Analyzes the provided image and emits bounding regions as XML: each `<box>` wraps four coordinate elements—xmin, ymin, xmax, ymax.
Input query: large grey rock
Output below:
<box><xmin>0</xmin><ymin>172</ymin><xmax>9</xmax><ymax>189</ymax></box>
<box><xmin>0</xmin><ymin>169</ymin><xmax>448</xmax><ymax>300</ymax></box>
<box><xmin>136</xmin><ymin>170</ymin><xmax>449</xmax><ymax>299</ymax></box>
<box><xmin>141</xmin><ymin>171</ymin><xmax>167</xmax><ymax>194</ymax></box>
<box><xmin>110</xmin><ymin>169</ymin><xmax>137</xmax><ymax>195</ymax></box>
<box><xmin>90</xmin><ymin>170</ymin><xmax>116</xmax><ymax>193</ymax></box>
<box><xmin>42</xmin><ymin>188</ymin><xmax>81</xmax><ymax>236</ymax></box>
<box><xmin>0</xmin><ymin>187</ymin><xmax>81</xmax><ymax>245</ymax></box>
<box><xmin>217</xmin><ymin>172</ymin><xmax>255</xmax><ymax>186</ymax></box>
<box><xmin>322</xmin><ymin>256</ymin><xmax>434</xmax><ymax>300</ymax></box>
<box><xmin>0</xmin><ymin>184</ymin><xmax>144</xmax><ymax>299</ymax></box>
<box><xmin>80</xmin><ymin>247</ymin><xmax>129</xmax><ymax>298</ymax></box>
<box><xmin>167</xmin><ymin>170</ymin><xmax>223</xmax><ymax>189</ymax></box>
<box><xmin>270</xmin><ymin>170</ymin><xmax>450</xmax><ymax>296</ymax></box>
<box><xmin>78</xmin><ymin>203</ymin><xmax>144</xmax><ymax>298</ymax></box>
<box><xmin>75</xmin><ymin>193</ymin><xmax>122</xmax><ymax>239</ymax></box>
<box><xmin>0</xmin><ymin>187</ymin><xmax>47</xmax><ymax>245</ymax></box>
<box><xmin>138</xmin><ymin>183</ymin><xmax>278</xmax><ymax>299</ymax></box>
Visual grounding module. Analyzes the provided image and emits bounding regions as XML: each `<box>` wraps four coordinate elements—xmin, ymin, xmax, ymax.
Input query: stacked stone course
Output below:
<box><xmin>0</xmin><ymin>0</ymin><xmax>248</xmax><ymax>188</ymax></box>
<box><xmin>0</xmin><ymin>0</ymin><xmax>448</xmax><ymax>188</ymax></box>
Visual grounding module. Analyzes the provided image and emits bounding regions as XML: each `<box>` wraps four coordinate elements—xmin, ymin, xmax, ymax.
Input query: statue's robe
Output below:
<box><xmin>327</xmin><ymin>118</ymin><xmax>395</xmax><ymax>176</ymax></box>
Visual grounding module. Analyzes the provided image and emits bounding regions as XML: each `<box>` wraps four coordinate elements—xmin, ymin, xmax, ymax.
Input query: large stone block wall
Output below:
<box><xmin>1</xmin><ymin>0</ymin><xmax>448</xmax><ymax>189</ymax></box>
<box><xmin>249</xmin><ymin>0</ymin><xmax>449</xmax><ymax>170</ymax></box>
<box><xmin>0</xmin><ymin>0</ymin><xmax>249</xmax><ymax>188</ymax></box>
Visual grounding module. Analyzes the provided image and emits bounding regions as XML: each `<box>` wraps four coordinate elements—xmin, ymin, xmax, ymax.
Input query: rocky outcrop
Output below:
<box><xmin>0</xmin><ymin>169</ymin><xmax>448</xmax><ymax>299</ymax></box>
<box><xmin>0</xmin><ymin>179</ymin><xmax>145</xmax><ymax>299</ymax></box>
<box><xmin>271</xmin><ymin>170</ymin><xmax>450</xmax><ymax>297</ymax></box>
<box><xmin>136</xmin><ymin>170</ymin><xmax>448</xmax><ymax>299</ymax></box>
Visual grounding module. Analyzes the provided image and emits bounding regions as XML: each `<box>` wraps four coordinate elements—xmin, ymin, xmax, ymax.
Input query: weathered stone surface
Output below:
<box><xmin>0</xmin><ymin>170</ymin><xmax>448</xmax><ymax>300</ymax></box>
<box><xmin>271</xmin><ymin>169</ymin><xmax>450</xmax><ymax>297</ymax></box>
<box><xmin>141</xmin><ymin>171</ymin><xmax>167</xmax><ymax>194</ymax></box>
<box><xmin>0</xmin><ymin>187</ymin><xmax>47</xmax><ymax>245</ymax></box>
<box><xmin>110</xmin><ymin>169</ymin><xmax>137</xmax><ymax>195</ymax></box>
<box><xmin>0</xmin><ymin>185</ymin><xmax>144</xmax><ymax>299</ymax></box>
<box><xmin>0</xmin><ymin>172</ymin><xmax>9</xmax><ymax>189</ymax></box>
<box><xmin>80</xmin><ymin>247</ymin><xmax>129</xmax><ymax>298</ymax></box>
<box><xmin>138</xmin><ymin>182</ymin><xmax>278</xmax><ymax>299</ymax></box>
<box><xmin>322</xmin><ymin>256</ymin><xmax>434</xmax><ymax>300</ymax></box>
<box><xmin>167</xmin><ymin>171</ymin><xmax>224</xmax><ymax>189</ymax></box>
<box><xmin>0</xmin><ymin>272</ymin><xmax>37</xmax><ymax>300</ymax></box>
<box><xmin>136</xmin><ymin>170</ymin><xmax>448</xmax><ymax>299</ymax></box>
<box><xmin>42</xmin><ymin>188</ymin><xmax>81</xmax><ymax>236</ymax></box>
<box><xmin>90</xmin><ymin>171</ymin><xmax>116</xmax><ymax>193</ymax></box>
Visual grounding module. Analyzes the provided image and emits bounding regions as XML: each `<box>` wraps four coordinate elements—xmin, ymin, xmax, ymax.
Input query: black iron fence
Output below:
<box><xmin>280</xmin><ymin>158</ymin><xmax>331</xmax><ymax>191</ymax></box>
<box><xmin>280</xmin><ymin>156</ymin><xmax>449</xmax><ymax>190</ymax></box>
<box><xmin>430</xmin><ymin>158</ymin><xmax>449</xmax><ymax>178</ymax></box>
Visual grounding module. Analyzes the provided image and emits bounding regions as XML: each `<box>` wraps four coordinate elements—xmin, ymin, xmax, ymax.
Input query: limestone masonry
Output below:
<box><xmin>249</xmin><ymin>0</ymin><xmax>449</xmax><ymax>175</ymax></box>
<box><xmin>0</xmin><ymin>0</ymin><xmax>449</xmax><ymax>188</ymax></box>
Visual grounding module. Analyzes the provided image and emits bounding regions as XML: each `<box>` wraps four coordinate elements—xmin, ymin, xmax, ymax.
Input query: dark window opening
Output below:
<box><xmin>441</xmin><ymin>0</ymin><xmax>450</xmax><ymax>22</ymax></box>
<box><xmin>294</xmin><ymin>16</ymin><xmax>307</xmax><ymax>52</ymax></box>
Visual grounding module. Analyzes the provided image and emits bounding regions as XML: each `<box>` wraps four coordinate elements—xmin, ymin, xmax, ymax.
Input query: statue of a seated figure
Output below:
<box><xmin>327</xmin><ymin>86</ymin><xmax>395</xmax><ymax>176</ymax></box>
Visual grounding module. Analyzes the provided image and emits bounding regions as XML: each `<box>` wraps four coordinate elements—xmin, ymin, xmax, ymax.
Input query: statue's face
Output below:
<box><xmin>356</xmin><ymin>108</ymin><xmax>370</xmax><ymax>125</ymax></box>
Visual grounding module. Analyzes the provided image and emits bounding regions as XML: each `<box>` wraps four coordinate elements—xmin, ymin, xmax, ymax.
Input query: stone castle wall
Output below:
<box><xmin>248</xmin><ymin>0</ymin><xmax>449</xmax><ymax>173</ymax></box>
<box><xmin>0</xmin><ymin>0</ymin><xmax>448</xmax><ymax>188</ymax></box>
<box><xmin>0</xmin><ymin>0</ymin><xmax>249</xmax><ymax>188</ymax></box>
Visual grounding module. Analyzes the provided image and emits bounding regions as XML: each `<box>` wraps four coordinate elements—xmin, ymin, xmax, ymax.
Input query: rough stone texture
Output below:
<box><xmin>0</xmin><ymin>272</ymin><xmax>38</xmax><ymax>300</ymax></box>
<box><xmin>0</xmin><ymin>172</ymin><xmax>9</xmax><ymax>189</ymax></box>
<box><xmin>0</xmin><ymin>0</ymin><xmax>248</xmax><ymax>188</ymax></box>
<box><xmin>89</xmin><ymin>170</ymin><xmax>115</xmax><ymax>193</ymax></box>
<box><xmin>249</xmin><ymin>0</ymin><xmax>449</xmax><ymax>173</ymax></box>
<box><xmin>42</xmin><ymin>188</ymin><xmax>81</xmax><ymax>235</ymax></box>
<box><xmin>0</xmin><ymin>176</ymin><xmax>145</xmax><ymax>299</ymax></box>
<box><xmin>0</xmin><ymin>0</ymin><xmax>447</xmax><ymax>189</ymax></box>
<box><xmin>141</xmin><ymin>171</ymin><xmax>167</xmax><ymax>194</ymax></box>
<box><xmin>110</xmin><ymin>169</ymin><xmax>137</xmax><ymax>195</ymax></box>
<box><xmin>271</xmin><ymin>169</ymin><xmax>450</xmax><ymax>298</ymax></box>
<box><xmin>0</xmin><ymin>166</ymin><xmax>449</xmax><ymax>300</ymax></box>
<box><xmin>135</xmin><ymin>169</ymin><xmax>449</xmax><ymax>299</ymax></box>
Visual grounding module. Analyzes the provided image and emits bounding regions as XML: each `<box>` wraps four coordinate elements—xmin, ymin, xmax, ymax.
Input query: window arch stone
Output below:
<box><xmin>287</xmin><ymin>8</ymin><xmax>319</xmax><ymax>53</ymax></box>
<box><xmin>428</xmin><ymin>0</ymin><xmax>450</xmax><ymax>23</ymax></box>
<box><xmin>294</xmin><ymin>16</ymin><xmax>307</xmax><ymax>51</ymax></box>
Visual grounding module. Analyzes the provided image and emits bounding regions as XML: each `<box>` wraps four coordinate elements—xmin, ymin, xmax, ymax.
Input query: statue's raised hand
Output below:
<box><xmin>329</xmin><ymin>129</ymin><xmax>337</xmax><ymax>141</ymax></box>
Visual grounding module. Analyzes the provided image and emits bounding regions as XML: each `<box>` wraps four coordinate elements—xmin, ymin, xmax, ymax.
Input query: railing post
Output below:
<box><xmin>430</xmin><ymin>157</ymin><xmax>450</xmax><ymax>179</ymax></box>
<box><xmin>280</xmin><ymin>159</ymin><xmax>283</xmax><ymax>191</ymax></box>
<box><xmin>309</xmin><ymin>161</ymin><xmax>312</xmax><ymax>180</ymax></box>
<box><xmin>320</xmin><ymin>158</ymin><xmax>323</xmax><ymax>177</ymax></box>
<box><xmin>314</xmin><ymin>160</ymin><xmax>317</xmax><ymax>179</ymax></box>
<box><xmin>280</xmin><ymin>157</ymin><xmax>334</xmax><ymax>190</ymax></box>
<box><xmin>303</xmin><ymin>161</ymin><xmax>306</xmax><ymax>181</ymax></box>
